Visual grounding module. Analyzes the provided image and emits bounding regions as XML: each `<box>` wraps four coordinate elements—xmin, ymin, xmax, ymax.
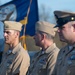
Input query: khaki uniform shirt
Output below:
<box><xmin>0</xmin><ymin>43</ymin><xmax>30</xmax><ymax>75</ymax></box>
<box><xmin>52</xmin><ymin>45</ymin><xmax>75</xmax><ymax>75</ymax></box>
<box><xmin>27</xmin><ymin>43</ymin><xmax>59</xmax><ymax>75</ymax></box>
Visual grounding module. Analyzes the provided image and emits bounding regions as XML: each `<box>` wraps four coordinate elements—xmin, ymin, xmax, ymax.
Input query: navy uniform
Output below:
<box><xmin>0</xmin><ymin>43</ymin><xmax>30</xmax><ymax>75</ymax></box>
<box><xmin>52</xmin><ymin>11</ymin><xmax>75</xmax><ymax>75</ymax></box>
<box><xmin>27</xmin><ymin>21</ymin><xmax>59</xmax><ymax>75</ymax></box>
<box><xmin>28</xmin><ymin>44</ymin><xmax>59</xmax><ymax>75</ymax></box>
<box><xmin>0</xmin><ymin>21</ymin><xmax>30</xmax><ymax>75</ymax></box>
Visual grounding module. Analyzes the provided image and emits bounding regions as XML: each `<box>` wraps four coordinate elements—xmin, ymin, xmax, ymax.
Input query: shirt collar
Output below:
<box><xmin>6</xmin><ymin>43</ymin><xmax>21</xmax><ymax>55</ymax></box>
<box><xmin>68</xmin><ymin>46</ymin><xmax>73</xmax><ymax>51</ymax></box>
<box><xmin>41</xmin><ymin>43</ymin><xmax>57</xmax><ymax>54</ymax></box>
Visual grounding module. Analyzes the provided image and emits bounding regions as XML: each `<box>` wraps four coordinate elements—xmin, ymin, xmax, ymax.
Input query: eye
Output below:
<box><xmin>4</xmin><ymin>31</ymin><xmax>11</xmax><ymax>34</ymax></box>
<box><xmin>59</xmin><ymin>26</ymin><xmax>65</xmax><ymax>30</ymax></box>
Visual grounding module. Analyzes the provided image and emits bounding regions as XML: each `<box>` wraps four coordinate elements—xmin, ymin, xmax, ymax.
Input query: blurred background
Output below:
<box><xmin>1</xmin><ymin>0</ymin><xmax>75</xmax><ymax>51</ymax></box>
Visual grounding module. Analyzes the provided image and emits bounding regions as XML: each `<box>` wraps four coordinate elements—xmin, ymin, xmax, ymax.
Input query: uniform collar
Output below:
<box><xmin>63</xmin><ymin>44</ymin><xmax>75</xmax><ymax>56</ymax></box>
<box><xmin>41</xmin><ymin>43</ymin><xmax>57</xmax><ymax>54</ymax></box>
<box><xmin>68</xmin><ymin>43</ymin><xmax>75</xmax><ymax>51</ymax></box>
<box><xmin>6</xmin><ymin>43</ymin><xmax>21</xmax><ymax>55</ymax></box>
<box><xmin>68</xmin><ymin>46</ymin><xmax>73</xmax><ymax>51</ymax></box>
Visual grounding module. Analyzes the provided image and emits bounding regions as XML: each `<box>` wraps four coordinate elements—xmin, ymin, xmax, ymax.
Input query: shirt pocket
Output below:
<box><xmin>36</xmin><ymin>60</ymin><xmax>47</xmax><ymax>75</ymax></box>
<box><xmin>66</xmin><ymin>56</ymin><xmax>75</xmax><ymax>75</ymax></box>
<box><xmin>67</xmin><ymin>65</ymin><xmax>75</xmax><ymax>75</ymax></box>
<box><xmin>6</xmin><ymin>60</ymin><xmax>13</xmax><ymax>73</ymax></box>
<box><xmin>38</xmin><ymin>58</ymin><xmax>47</xmax><ymax>70</ymax></box>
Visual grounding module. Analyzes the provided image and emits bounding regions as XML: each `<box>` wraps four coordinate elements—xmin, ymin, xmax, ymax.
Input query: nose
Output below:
<box><xmin>57</xmin><ymin>28</ymin><xmax>61</xmax><ymax>33</ymax></box>
<box><xmin>4</xmin><ymin>32</ymin><xmax>7</xmax><ymax>37</ymax></box>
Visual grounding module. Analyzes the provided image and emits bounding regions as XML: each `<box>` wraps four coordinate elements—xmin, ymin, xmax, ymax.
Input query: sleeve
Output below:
<box><xmin>51</xmin><ymin>61</ymin><xmax>57</xmax><ymax>75</ymax></box>
<box><xmin>12</xmin><ymin>50</ymin><xmax>30</xmax><ymax>75</ymax></box>
<box><xmin>47</xmin><ymin>50</ymin><xmax>59</xmax><ymax>75</ymax></box>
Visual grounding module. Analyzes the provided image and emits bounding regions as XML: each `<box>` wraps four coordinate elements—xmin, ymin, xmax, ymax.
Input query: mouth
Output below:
<box><xmin>5</xmin><ymin>38</ymin><xmax>8</xmax><ymax>41</ymax></box>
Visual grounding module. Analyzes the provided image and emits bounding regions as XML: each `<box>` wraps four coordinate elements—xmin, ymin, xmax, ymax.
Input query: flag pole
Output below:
<box><xmin>20</xmin><ymin>0</ymin><xmax>32</xmax><ymax>50</ymax></box>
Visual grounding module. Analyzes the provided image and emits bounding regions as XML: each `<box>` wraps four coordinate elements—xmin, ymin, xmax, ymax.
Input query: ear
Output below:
<box><xmin>15</xmin><ymin>31</ymin><xmax>19</xmax><ymax>38</ymax></box>
<box><xmin>40</xmin><ymin>33</ymin><xmax>44</xmax><ymax>41</ymax></box>
<box><xmin>41</xmin><ymin>33</ymin><xmax>46</xmax><ymax>41</ymax></box>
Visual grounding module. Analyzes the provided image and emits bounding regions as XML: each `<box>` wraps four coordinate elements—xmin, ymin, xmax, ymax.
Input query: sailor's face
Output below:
<box><xmin>57</xmin><ymin>22</ymin><xmax>74</xmax><ymax>43</ymax></box>
<box><xmin>4</xmin><ymin>30</ymin><xmax>16</xmax><ymax>44</ymax></box>
<box><xmin>33</xmin><ymin>31</ymin><xmax>42</xmax><ymax>46</ymax></box>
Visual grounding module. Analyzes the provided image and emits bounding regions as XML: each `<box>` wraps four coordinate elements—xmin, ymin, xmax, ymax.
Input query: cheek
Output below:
<box><xmin>35</xmin><ymin>35</ymin><xmax>40</xmax><ymax>39</ymax></box>
<box><xmin>61</xmin><ymin>29</ymin><xmax>67</xmax><ymax>34</ymax></box>
<box><xmin>8</xmin><ymin>34</ymin><xmax>15</xmax><ymax>40</ymax></box>
<box><xmin>35</xmin><ymin>36</ymin><xmax>41</xmax><ymax>42</ymax></box>
<box><xmin>34</xmin><ymin>36</ymin><xmax>38</xmax><ymax>40</ymax></box>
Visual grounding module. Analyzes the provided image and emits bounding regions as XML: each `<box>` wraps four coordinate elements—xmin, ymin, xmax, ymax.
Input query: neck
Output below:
<box><xmin>42</xmin><ymin>41</ymin><xmax>53</xmax><ymax>50</ymax></box>
<box><xmin>68</xmin><ymin>39</ymin><xmax>75</xmax><ymax>46</ymax></box>
<box><xmin>9</xmin><ymin>39</ymin><xmax>19</xmax><ymax>49</ymax></box>
<box><xmin>68</xmin><ymin>35</ymin><xmax>75</xmax><ymax>46</ymax></box>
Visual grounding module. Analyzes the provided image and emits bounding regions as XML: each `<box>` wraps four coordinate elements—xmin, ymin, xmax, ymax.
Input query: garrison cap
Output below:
<box><xmin>4</xmin><ymin>21</ymin><xmax>22</xmax><ymax>31</ymax></box>
<box><xmin>35</xmin><ymin>21</ymin><xmax>57</xmax><ymax>37</ymax></box>
<box><xmin>54</xmin><ymin>10</ymin><xmax>75</xmax><ymax>27</ymax></box>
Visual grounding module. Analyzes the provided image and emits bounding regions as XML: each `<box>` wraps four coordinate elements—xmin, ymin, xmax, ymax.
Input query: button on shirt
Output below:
<box><xmin>0</xmin><ymin>43</ymin><xmax>30</xmax><ymax>75</ymax></box>
<box><xmin>27</xmin><ymin>43</ymin><xmax>59</xmax><ymax>75</ymax></box>
<box><xmin>53</xmin><ymin>45</ymin><xmax>75</xmax><ymax>75</ymax></box>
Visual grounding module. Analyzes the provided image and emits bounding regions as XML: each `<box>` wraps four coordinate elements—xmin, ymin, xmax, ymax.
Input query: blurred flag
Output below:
<box><xmin>0</xmin><ymin>0</ymin><xmax>39</xmax><ymax>49</ymax></box>
<box><xmin>0</xmin><ymin>0</ymin><xmax>39</xmax><ymax>35</ymax></box>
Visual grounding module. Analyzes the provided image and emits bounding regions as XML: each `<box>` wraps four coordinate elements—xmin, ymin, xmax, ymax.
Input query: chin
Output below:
<box><xmin>5</xmin><ymin>41</ymin><xmax>9</xmax><ymax>44</ymax></box>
